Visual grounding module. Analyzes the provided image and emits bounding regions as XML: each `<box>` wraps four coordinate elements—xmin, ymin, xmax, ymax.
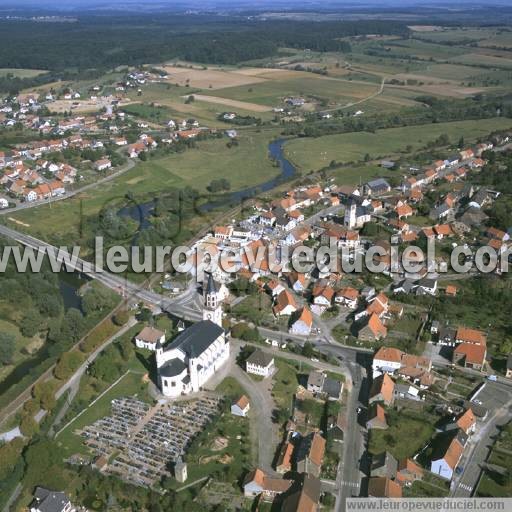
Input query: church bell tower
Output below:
<box><xmin>203</xmin><ymin>273</ymin><xmax>223</xmax><ymax>327</ymax></box>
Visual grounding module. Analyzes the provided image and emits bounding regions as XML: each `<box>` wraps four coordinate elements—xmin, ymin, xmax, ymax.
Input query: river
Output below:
<box><xmin>118</xmin><ymin>137</ymin><xmax>298</xmax><ymax>229</ymax></box>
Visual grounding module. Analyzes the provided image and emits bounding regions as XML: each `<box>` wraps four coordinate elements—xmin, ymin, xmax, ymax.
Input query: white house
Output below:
<box><xmin>94</xmin><ymin>158</ymin><xmax>112</xmax><ymax>171</ymax></box>
<box><xmin>23</xmin><ymin>190</ymin><xmax>38</xmax><ymax>202</ymax></box>
<box><xmin>289</xmin><ymin>307</ymin><xmax>313</xmax><ymax>336</ymax></box>
<box><xmin>372</xmin><ymin>347</ymin><xmax>403</xmax><ymax>377</ymax></box>
<box><xmin>231</xmin><ymin>395</ymin><xmax>250</xmax><ymax>417</ymax></box>
<box><xmin>135</xmin><ymin>326</ymin><xmax>165</xmax><ymax>351</ymax></box>
<box><xmin>430</xmin><ymin>434</ymin><xmax>465</xmax><ymax>480</ymax></box>
<box><xmin>335</xmin><ymin>287</ymin><xmax>359</xmax><ymax>309</ymax></box>
<box><xmin>246</xmin><ymin>349</ymin><xmax>275</xmax><ymax>378</ymax></box>
<box><xmin>156</xmin><ymin>275</ymin><xmax>230</xmax><ymax>397</ymax></box>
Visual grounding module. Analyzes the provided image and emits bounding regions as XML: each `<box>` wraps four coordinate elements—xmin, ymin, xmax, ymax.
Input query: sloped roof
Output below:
<box><xmin>456</xmin><ymin>409</ymin><xmax>476</xmax><ymax>433</ymax></box>
<box><xmin>374</xmin><ymin>346</ymin><xmax>404</xmax><ymax>363</ymax></box>
<box><xmin>368</xmin><ymin>477</ymin><xmax>402</xmax><ymax>498</ymax></box>
<box><xmin>370</xmin><ymin>373</ymin><xmax>395</xmax><ymax>403</ymax></box>
<box><xmin>164</xmin><ymin>320</ymin><xmax>223</xmax><ymax>358</ymax></box>
<box><xmin>456</xmin><ymin>327</ymin><xmax>486</xmax><ymax>346</ymax></box>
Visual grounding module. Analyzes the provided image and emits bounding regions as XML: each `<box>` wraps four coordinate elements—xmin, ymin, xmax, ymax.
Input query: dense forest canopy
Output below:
<box><xmin>0</xmin><ymin>15</ymin><xmax>409</xmax><ymax>72</ymax></box>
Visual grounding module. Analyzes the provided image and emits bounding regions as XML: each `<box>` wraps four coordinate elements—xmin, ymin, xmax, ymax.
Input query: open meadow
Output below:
<box><xmin>283</xmin><ymin>118</ymin><xmax>512</xmax><ymax>171</ymax></box>
<box><xmin>7</xmin><ymin>128</ymin><xmax>282</xmax><ymax>244</ymax></box>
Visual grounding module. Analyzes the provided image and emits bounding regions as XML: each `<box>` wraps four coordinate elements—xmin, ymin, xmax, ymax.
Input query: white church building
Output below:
<box><xmin>156</xmin><ymin>274</ymin><xmax>230</xmax><ymax>398</ymax></box>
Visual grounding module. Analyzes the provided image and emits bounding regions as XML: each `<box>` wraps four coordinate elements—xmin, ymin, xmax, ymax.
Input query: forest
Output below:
<box><xmin>0</xmin><ymin>15</ymin><xmax>409</xmax><ymax>74</ymax></box>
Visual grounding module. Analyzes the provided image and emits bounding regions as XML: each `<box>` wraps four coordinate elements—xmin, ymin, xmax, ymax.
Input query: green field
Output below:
<box><xmin>203</xmin><ymin>75</ymin><xmax>379</xmax><ymax>107</ymax></box>
<box><xmin>0</xmin><ymin>68</ymin><xmax>47</xmax><ymax>78</ymax></box>
<box><xmin>449</xmin><ymin>53</ymin><xmax>512</xmax><ymax>69</ymax></box>
<box><xmin>8</xmin><ymin>128</ymin><xmax>281</xmax><ymax>244</ymax></box>
<box><xmin>284</xmin><ymin>118</ymin><xmax>512</xmax><ymax>171</ymax></box>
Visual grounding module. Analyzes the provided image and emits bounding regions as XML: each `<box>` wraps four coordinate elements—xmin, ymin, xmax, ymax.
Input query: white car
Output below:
<box><xmin>311</xmin><ymin>357</ymin><xmax>319</xmax><ymax>363</ymax></box>
<box><xmin>471</xmin><ymin>399</ymin><xmax>482</xmax><ymax>406</ymax></box>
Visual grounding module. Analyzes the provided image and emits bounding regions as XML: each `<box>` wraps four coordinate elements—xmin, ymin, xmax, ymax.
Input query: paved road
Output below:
<box><xmin>451</xmin><ymin>380</ymin><xmax>512</xmax><ymax>497</ymax></box>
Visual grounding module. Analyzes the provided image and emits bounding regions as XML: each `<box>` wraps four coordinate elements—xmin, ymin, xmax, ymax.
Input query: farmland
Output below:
<box><xmin>283</xmin><ymin>118</ymin><xmax>512</xmax><ymax>171</ymax></box>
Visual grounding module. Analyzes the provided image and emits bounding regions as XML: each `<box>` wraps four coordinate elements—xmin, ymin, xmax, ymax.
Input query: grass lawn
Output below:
<box><xmin>477</xmin><ymin>424</ymin><xmax>512</xmax><ymax>496</ymax></box>
<box><xmin>55</xmin><ymin>371</ymin><xmax>151</xmax><ymax>457</ymax></box>
<box><xmin>232</xmin><ymin>293</ymin><xmax>275</xmax><ymax>326</ymax></box>
<box><xmin>271</xmin><ymin>357</ymin><xmax>312</xmax><ymax>413</ymax></box>
<box><xmin>284</xmin><ymin>118</ymin><xmax>512</xmax><ymax>171</ymax></box>
<box><xmin>369</xmin><ymin>407</ymin><xmax>436</xmax><ymax>460</ymax></box>
<box><xmin>8</xmin><ymin>128</ymin><xmax>281</xmax><ymax>246</ymax></box>
<box><xmin>404</xmin><ymin>479</ymin><xmax>449</xmax><ymax>497</ymax></box>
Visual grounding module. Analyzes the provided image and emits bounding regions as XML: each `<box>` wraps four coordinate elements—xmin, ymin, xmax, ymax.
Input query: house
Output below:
<box><xmin>231</xmin><ymin>395</ymin><xmax>250</xmax><ymax>417</ymax></box>
<box><xmin>366</xmin><ymin>403</ymin><xmax>388</xmax><ymax>430</ymax></box>
<box><xmin>0</xmin><ymin>195</ymin><xmax>8</xmax><ymax>209</ymax></box>
<box><xmin>23</xmin><ymin>189</ymin><xmax>38</xmax><ymax>202</ymax></box>
<box><xmin>415</xmin><ymin>278</ymin><xmax>438</xmax><ymax>296</ymax></box>
<box><xmin>214</xmin><ymin>225</ymin><xmax>233</xmax><ymax>240</ymax></box>
<box><xmin>394</xmin><ymin>383</ymin><xmax>421</xmax><ymax>401</ymax></box>
<box><xmin>276</xmin><ymin>441</ymin><xmax>294</xmax><ymax>473</ymax></box>
<box><xmin>312</xmin><ymin>285</ymin><xmax>334</xmax><ymax>311</ymax></box>
<box><xmin>357</xmin><ymin>313</ymin><xmax>387</xmax><ymax>342</ymax></box>
<box><xmin>453</xmin><ymin>343</ymin><xmax>486</xmax><ymax>371</ymax></box>
<box><xmin>246</xmin><ymin>349</ymin><xmax>275</xmax><ymax>378</ymax></box>
<box><xmin>281</xmin><ymin>474</ymin><xmax>321</xmax><ymax>512</ymax></box>
<box><xmin>29</xmin><ymin>487</ymin><xmax>73</xmax><ymax>512</ymax></box>
<box><xmin>369</xmin><ymin>373</ymin><xmax>395</xmax><ymax>406</ymax></box>
<box><xmin>94</xmin><ymin>158</ymin><xmax>112</xmax><ymax>171</ymax></box>
<box><xmin>445</xmin><ymin>155</ymin><xmax>460</xmax><ymax>167</ymax></box>
<box><xmin>289</xmin><ymin>307</ymin><xmax>313</xmax><ymax>336</ymax></box>
<box><xmin>243</xmin><ymin>468</ymin><xmax>293</xmax><ymax>499</ymax></box>
<box><xmin>306</xmin><ymin>370</ymin><xmax>343</xmax><ymax>400</ymax></box>
<box><xmin>430</xmin><ymin>431</ymin><xmax>466</xmax><ymax>480</ymax></box>
<box><xmin>327</xmin><ymin>411</ymin><xmax>346</xmax><ymax>442</ymax></box>
<box><xmin>335</xmin><ymin>287</ymin><xmax>359</xmax><ymax>309</ymax></box>
<box><xmin>371</xmin><ymin>452</ymin><xmax>397</xmax><ymax>479</ymax></box>
<box><xmin>296</xmin><ymin>432</ymin><xmax>326</xmax><ymax>477</ymax></box>
<box><xmin>372</xmin><ymin>347</ymin><xmax>403</xmax><ymax>376</ymax></box>
<box><xmin>393</xmin><ymin>278</ymin><xmax>416</xmax><ymax>295</ymax></box>
<box><xmin>365</xmin><ymin>292</ymin><xmax>389</xmax><ymax>319</ymax></box>
<box><xmin>455</xmin><ymin>327</ymin><xmax>486</xmax><ymax>346</ymax></box>
<box><xmin>429</xmin><ymin>203</ymin><xmax>453</xmax><ymax>221</ymax></box>
<box><xmin>284</xmin><ymin>225</ymin><xmax>311</xmax><ymax>246</ymax></box>
<box><xmin>437</xmin><ymin>326</ymin><xmax>457</xmax><ymax>347</ymax></box>
<box><xmin>267</xmin><ymin>279</ymin><xmax>286</xmax><ymax>297</ymax></box>
<box><xmin>445</xmin><ymin>285</ymin><xmax>458</xmax><ymax>297</ymax></box>
<box><xmin>288</xmin><ymin>271</ymin><xmax>307</xmax><ymax>293</ymax></box>
<box><xmin>456</xmin><ymin>408</ymin><xmax>476</xmax><ymax>435</ymax></box>
<box><xmin>273</xmin><ymin>290</ymin><xmax>298</xmax><ymax>317</ymax></box>
<box><xmin>396</xmin><ymin>459</ymin><xmax>424</xmax><ymax>486</ymax></box>
<box><xmin>134</xmin><ymin>326</ymin><xmax>165</xmax><ymax>350</ymax></box>
<box><xmin>365</xmin><ymin>178</ymin><xmax>391</xmax><ymax>196</ymax></box>
<box><xmin>368</xmin><ymin>477</ymin><xmax>402</xmax><ymax>498</ymax></box>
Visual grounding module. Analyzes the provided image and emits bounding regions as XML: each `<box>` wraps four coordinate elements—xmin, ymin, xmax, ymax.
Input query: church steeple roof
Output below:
<box><xmin>206</xmin><ymin>272</ymin><xmax>218</xmax><ymax>295</ymax></box>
